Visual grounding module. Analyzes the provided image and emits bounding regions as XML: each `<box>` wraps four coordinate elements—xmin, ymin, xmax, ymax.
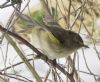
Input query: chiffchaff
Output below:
<box><xmin>31</xmin><ymin>22</ymin><xmax>88</xmax><ymax>60</ymax></box>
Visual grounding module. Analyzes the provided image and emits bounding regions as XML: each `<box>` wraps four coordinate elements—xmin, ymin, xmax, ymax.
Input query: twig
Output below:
<box><xmin>0</xmin><ymin>58</ymin><xmax>33</xmax><ymax>71</ymax></box>
<box><xmin>0</xmin><ymin>72</ymin><xmax>32</xmax><ymax>82</ymax></box>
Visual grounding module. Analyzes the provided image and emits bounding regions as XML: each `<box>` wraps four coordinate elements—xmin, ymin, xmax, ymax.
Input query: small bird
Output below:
<box><xmin>31</xmin><ymin>22</ymin><xmax>88</xmax><ymax>60</ymax></box>
<box><xmin>14</xmin><ymin>13</ymin><xmax>89</xmax><ymax>60</ymax></box>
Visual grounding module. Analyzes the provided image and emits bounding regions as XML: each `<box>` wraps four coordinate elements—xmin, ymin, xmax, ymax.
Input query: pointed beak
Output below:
<box><xmin>83</xmin><ymin>44</ymin><xmax>89</xmax><ymax>48</ymax></box>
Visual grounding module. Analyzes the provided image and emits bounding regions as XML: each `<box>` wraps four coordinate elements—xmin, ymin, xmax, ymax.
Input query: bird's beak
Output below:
<box><xmin>83</xmin><ymin>44</ymin><xmax>89</xmax><ymax>48</ymax></box>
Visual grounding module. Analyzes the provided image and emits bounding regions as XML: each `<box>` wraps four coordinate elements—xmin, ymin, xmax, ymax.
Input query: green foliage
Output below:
<box><xmin>17</xmin><ymin>9</ymin><xmax>44</xmax><ymax>29</ymax></box>
<box><xmin>31</xmin><ymin>10</ymin><xmax>44</xmax><ymax>23</ymax></box>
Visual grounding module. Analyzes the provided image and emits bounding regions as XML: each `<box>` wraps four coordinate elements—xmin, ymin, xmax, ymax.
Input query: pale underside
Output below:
<box><xmin>31</xmin><ymin>26</ymin><xmax>77</xmax><ymax>60</ymax></box>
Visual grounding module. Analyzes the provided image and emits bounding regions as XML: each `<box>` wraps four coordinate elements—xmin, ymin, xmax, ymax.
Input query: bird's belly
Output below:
<box><xmin>31</xmin><ymin>28</ymin><xmax>74</xmax><ymax>60</ymax></box>
<box><xmin>39</xmin><ymin>38</ymin><xmax>74</xmax><ymax>59</ymax></box>
<box><xmin>43</xmin><ymin>48</ymin><xmax>74</xmax><ymax>60</ymax></box>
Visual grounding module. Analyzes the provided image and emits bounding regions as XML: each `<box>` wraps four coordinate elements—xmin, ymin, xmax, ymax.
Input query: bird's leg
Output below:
<box><xmin>32</xmin><ymin>53</ymin><xmax>49</xmax><ymax>62</ymax></box>
<box><xmin>51</xmin><ymin>59</ymin><xmax>57</xmax><ymax>67</ymax></box>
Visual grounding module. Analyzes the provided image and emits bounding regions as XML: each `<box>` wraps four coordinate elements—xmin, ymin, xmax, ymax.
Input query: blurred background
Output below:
<box><xmin>0</xmin><ymin>0</ymin><xmax>100</xmax><ymax>82</ymax></box>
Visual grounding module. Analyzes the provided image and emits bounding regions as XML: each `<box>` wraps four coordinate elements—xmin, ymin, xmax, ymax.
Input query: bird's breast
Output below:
<box><xmin>31</xmin><ymin>27</ymin><xmax>75</xmax><ymax>60</ymax></box>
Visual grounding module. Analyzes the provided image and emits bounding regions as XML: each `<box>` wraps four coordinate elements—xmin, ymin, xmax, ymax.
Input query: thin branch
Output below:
<box><xmin>0</xmin><ymin>58</ymin><xmax>33</xmax><ymax>71</ymax></box>
<box><xmin>0</xmin><ymin>72</ymin><xmax>32</xmax><ymax>82</ymax></box>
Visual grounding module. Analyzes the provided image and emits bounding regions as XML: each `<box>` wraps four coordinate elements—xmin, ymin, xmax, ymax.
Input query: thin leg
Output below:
<box><xmin>52</xmin><ymin>59</ymin><xmax>57</xmax><ymax>67</ymax></box>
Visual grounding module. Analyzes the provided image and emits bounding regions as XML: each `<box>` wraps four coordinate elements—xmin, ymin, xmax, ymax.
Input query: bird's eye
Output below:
<box><xmin>75</xmin><ymin>41</ymin><xmax>79</xmax><ymax>44</ymax></box>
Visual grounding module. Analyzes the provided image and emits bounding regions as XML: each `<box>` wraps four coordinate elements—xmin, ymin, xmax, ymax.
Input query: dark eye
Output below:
<box><xmin>60</xmin><ymin>39</ymin><xmax>65</xmax><ymax>44</ymax></box>
<box><xmin>76</xmin><ymin>41</ymin><xmax>80</xmax><ymax>45</ymax></box>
